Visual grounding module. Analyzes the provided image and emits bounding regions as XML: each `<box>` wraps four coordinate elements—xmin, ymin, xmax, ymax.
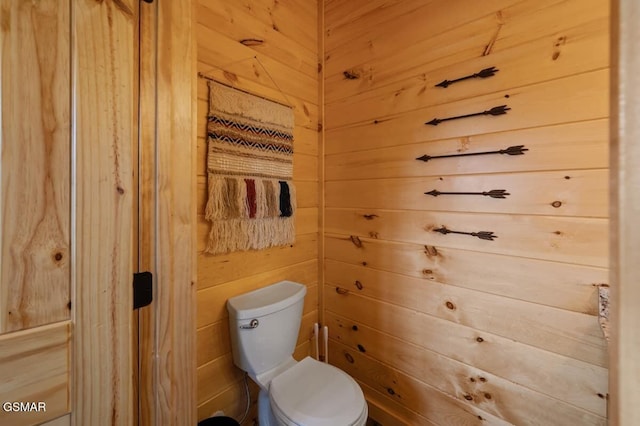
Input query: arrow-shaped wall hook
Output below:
<box><xmin>416</xmin><ymin>145</ymin><xmax>528</xmax><ymax>162</ymax></box>
<box><xmin>426</xmin><ymin>105</ymin><xmax>510</xmax><ymax>126</ymax></box>
<box><xmin>435</xmin><ymin>66</ymin><xmax>499</xmax><ymax>88</ymax></box>
<box><xmin>425</xmin><ymin>189</ymin><xmax>510</xmax><ymax>199</ymax></box>
<box><xmin>433</xmin><ymin>226</ymin><xmax>497</xmax><ymax>241</ymax></box>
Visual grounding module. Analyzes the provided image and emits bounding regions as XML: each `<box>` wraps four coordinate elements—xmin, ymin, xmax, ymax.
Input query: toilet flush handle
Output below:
<box><xmin>240</xmin><ymin>319</ymin><xmax>259</xmax><ymax>329</ymax></box>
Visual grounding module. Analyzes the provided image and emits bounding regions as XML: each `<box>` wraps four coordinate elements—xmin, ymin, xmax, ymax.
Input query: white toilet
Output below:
<box><xmin>227</xmin><ymin>280</ymin><xmax>368</xmax><ymax>426</ymax></box>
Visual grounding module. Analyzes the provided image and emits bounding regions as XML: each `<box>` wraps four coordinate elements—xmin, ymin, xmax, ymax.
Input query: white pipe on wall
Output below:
<box><xmin>323</xmin><ymin>325</ymin><xmax>329</xmax><ymax>364</ymax></box>
<box><xmin>313</xmin><ymin>323</ymin><xmax>319</xmax><ymax>361</ymax></box>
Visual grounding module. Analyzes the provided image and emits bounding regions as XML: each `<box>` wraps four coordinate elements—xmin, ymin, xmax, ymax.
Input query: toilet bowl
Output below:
<box><xmin>227</xmin><ymin>281</ymin><xmax>368</xmax><ymax>426</ymax></box>
<box><xmin>269</xmin><ymin>357</ymin><xmax>367</xmax><ymax>426</ymax></box>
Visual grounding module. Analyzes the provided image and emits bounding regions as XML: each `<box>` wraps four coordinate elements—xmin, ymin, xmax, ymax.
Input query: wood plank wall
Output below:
<box><xmin>154</xmin><ymin>0</ymin><xmax>198</xmax><ymax>423</ymax></box>
<box><xmin>323</xmin><ymin>1</ymin><xmax>610</xmax><ymax>425</ymax></box>
<box><xmin>195</xmin><ymin>0</ymin><xmax>320</xmax><ymax>422</ymax></box>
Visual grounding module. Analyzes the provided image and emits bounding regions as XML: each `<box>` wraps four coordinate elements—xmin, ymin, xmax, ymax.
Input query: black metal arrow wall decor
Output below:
<box><xmin>416</xmin><ymin>145</ymin><xmax>528</xmax><ymax>162</ymax></box>
<box><xmin>433</xmin><ymin>227</ymin><xmax>497</xmax><ymax>241</ymax></box>
<box><xmin>425</xmin><ymin>189</ymin><xmax>510</xmax><ymax>199</ymax></box>
<box><xmin>435</xmin><ymin>66</ymin><xmax>499</xmax><ymax>88</ymax></box>
<box><xmin>425</xmin><ymin>105</ymin><xmax>510</xmax><ymax>126</ymax></box>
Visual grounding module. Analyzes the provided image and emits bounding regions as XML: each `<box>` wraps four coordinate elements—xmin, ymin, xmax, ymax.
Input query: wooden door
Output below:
<box><xmin>0</xmin><ymin>1</ymin><xmax>137</xmax><ymax>425</ymax></box>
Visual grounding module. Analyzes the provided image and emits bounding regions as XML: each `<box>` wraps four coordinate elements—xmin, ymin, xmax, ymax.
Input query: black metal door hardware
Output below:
<box><xmin>425</xmin><ymin>105</ymin><xmax>510</xmax><ymax>126</ymax></box>
<box><xmin>433</xmin><ymin>227</ymin><xmax>497</xmax><ymax>241</ymax></box>
<box><xmin>435</xmin><ymin>66</ymin><xmax>499</xmax><ymax>88</ymax></box>
<box><xmin>416</xmin><ymin>145</ymin><xmax>528</xmax><ymax>162</ymax></box>
<box><xmin>133</xmin><ymin>271</ymin><xmax>153</xmax><ymax>309</ymax></box>
<box><xmin>425</xmin><ymin>189</ymin><xmax>510</xmax><ymax>199</ymax></box>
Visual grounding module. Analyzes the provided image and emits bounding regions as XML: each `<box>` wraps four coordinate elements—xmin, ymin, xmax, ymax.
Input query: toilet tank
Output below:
<box><xmin>227</xmin><ymin>281</ymin><xmax>307</xmax><ymax>376</ymax></box>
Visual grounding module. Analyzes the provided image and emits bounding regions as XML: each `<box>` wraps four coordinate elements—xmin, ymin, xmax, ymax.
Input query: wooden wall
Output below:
<box><xmin>323</xmin><ymin>1</ymin><xmax>610</xmax><ymax>425</ymax></box>
<box><xmin>135</xmin><ymin>0</ymin><xmax>198</xmax><ymax>423</ymax></box>
<box><xmin>195</xmin><ymin>0</ymin><xmax>320</xmax><ymax>422</ymax></box>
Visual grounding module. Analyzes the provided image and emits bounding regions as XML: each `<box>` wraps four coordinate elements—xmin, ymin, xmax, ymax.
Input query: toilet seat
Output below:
<box><xmin>269</xmin><ymin>357</ymin><xmax>367</xmax><ymax>426</ymax></box>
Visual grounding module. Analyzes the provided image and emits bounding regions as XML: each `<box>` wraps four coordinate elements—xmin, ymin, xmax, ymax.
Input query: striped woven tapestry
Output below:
<box><xmin>204</xmin><ymin>81</ymin><xmax>296</xmax><ymax>254</ymax></box>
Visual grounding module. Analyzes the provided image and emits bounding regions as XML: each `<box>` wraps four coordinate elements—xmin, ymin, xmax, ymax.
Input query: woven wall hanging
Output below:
<box><xmin>204</xmin><ymin>81</ymin><xmax>296</xmax><ymax>254</ymax></box>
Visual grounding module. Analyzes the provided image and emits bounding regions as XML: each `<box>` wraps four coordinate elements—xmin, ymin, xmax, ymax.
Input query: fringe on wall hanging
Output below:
<box><xmin>205</xmin><ymin>81</ymin><xmax>296</xmax><ymax>254</ymax></box>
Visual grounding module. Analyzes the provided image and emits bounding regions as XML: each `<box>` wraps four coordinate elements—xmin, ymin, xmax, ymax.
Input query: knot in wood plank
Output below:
<box><xmin>350</xmin><ymin>235</ymin><xmax>363</xmax><ymax>248</ymax></box>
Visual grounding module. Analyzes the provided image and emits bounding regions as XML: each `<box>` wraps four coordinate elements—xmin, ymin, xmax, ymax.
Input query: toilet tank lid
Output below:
<box><xmin>227</xmin><ymin>281</ymin><xmax>306</xmax><ymax>320</ymax></box>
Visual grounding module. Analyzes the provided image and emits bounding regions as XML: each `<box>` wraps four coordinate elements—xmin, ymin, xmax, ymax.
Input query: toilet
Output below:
<box><xmin>227</xmin><ymin>281</ymin><xmax>368</xmax><ymax>426</ymax></box>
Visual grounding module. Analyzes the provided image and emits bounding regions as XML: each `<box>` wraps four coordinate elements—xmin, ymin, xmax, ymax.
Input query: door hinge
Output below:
<box><xmin>133</xmin><ymin>271</ymin><xmax>153</xmax><ymax>310</ymax></box>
